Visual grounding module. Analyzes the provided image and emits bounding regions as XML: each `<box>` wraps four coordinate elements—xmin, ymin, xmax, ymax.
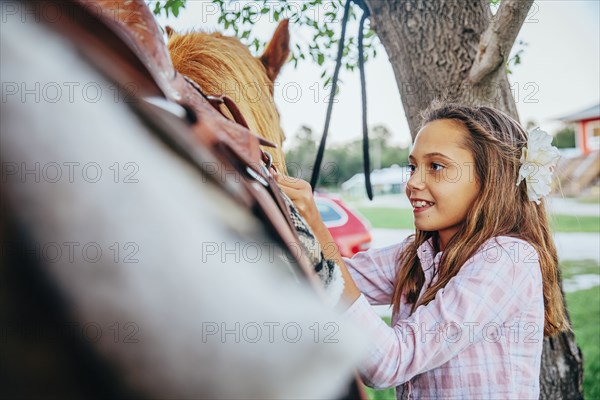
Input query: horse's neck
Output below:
<box><xmin>81</xmin><ymin>0</ymin><xmax>176</xmax><ymax>97</ymax></box>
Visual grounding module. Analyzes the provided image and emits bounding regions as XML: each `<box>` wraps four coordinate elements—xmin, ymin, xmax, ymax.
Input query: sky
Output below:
<box><xmin>158</xmin><ymin>0</ymin><xmax>600</xmax><ymax>149</ymax></box>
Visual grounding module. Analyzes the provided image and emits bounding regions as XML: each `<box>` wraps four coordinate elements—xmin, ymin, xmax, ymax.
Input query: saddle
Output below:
<box><xmin>22</xmin><ymin>1</ymin><xmax>366</xmax><ymax>398</ymax></box>
<box><xmin>48</xmin><ymin>0</ymin><xmax>320</xmax><ymax>287</ymax></box>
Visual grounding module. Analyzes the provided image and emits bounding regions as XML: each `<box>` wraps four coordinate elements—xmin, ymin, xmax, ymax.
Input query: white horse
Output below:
<box><xmin>0</xmin><ymin>3</ymin><xmax>365</xmax><ymax>398</ymax></box>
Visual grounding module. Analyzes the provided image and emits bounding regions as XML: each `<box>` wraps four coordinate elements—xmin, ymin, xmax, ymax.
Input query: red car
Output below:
<box><xmin>314</xmin><ymin>193</ymin><xmax>372</xmax><ymax>257</ymax></box>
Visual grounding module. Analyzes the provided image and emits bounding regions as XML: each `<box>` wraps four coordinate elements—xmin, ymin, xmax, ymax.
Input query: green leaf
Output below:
<box><xmin>201</xmin><ymin>0</ymin><xmax>382</xmax><ymax>73</ymax></box>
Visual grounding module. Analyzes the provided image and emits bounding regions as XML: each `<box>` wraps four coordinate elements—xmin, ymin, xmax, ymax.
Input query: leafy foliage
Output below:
<box><xmin>507</xmin><ymin>39</ymin><xmax>528</xmax><ymax>75</ymax></box>
<box><xmin>552</xmin><ymin>125</ymin><xmax>576</xmax><ymax>149</ymax></box>
<box><xmin>149</xmin><ymin>0</ymin><xmax>379</xmax><ymax>85</ymax></box>
<box><xmin>151</xmin><ymin>0</ymin><xmax>525</xmax><ymax>83</ymax></box>
<box><xmin>147</xmin><ymin>0</ymin><xmax>186</xmax><ymax>17</ymax></box>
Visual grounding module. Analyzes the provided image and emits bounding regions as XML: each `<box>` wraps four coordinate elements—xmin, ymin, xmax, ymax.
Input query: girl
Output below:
<box><xmin>276</xmin><ymin>103</ymin><xmax>571</xmax><ymax>399</ymax></box>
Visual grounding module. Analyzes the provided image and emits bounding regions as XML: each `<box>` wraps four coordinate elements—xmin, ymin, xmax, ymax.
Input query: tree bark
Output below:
<box><xmin>363</xmin><ymin>0</ymin><xmax>584</xmax><ymax>398</ymax></box>
<box><xmin>364</xmin><ymin>0</ymin><xmax>523</xmax><ymax>135</ymax></box>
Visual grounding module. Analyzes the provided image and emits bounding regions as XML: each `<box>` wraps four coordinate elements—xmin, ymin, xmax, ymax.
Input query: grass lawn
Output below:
<box><xmin>357</xmin><ymin>208</ymin><xmax>415</xmax><ymax>229</ymax></box>
<box><xmin>577</xmin><ymin>195</ymin><xmax>600</xmax><ymax>204</ymax></box>
<box><xmin>562</xmin><ymin>259</ymin><xmax>600</xmax><ymax>399</ymax></box>
<box><xmin>560</xmin><ymin>259</ymin><xmax>600</xmax><ymax>279</ymax></box>
<box><xmin>361</xmin><ymin>260</ymin><xmax>600</xmax><ymax>399</ymax></box>
<box><xmin>549</xmin><ymin>214</ymin><xmax>600</xmax><ymax>233</ymax></box>
<box><xmin>363</xmin><ymin>386</ymin><xmax>395</xmax><ymax>400</ymax></box>
<box><xmin>566</xmin><ymin>286</ymin><xmax>600</xmax><ymax>399</ymax></box>
<box><xmin>357</xmin><ymin>207</ymin><xmax>600</xmax><ymax>233</ymax></box>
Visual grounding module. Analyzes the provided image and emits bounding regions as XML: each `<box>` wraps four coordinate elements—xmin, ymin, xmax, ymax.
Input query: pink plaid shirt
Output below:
<box><xmin>344</xmin><ymin>235</ymin><xmax>544</xmax><ymax>399</ymax></box>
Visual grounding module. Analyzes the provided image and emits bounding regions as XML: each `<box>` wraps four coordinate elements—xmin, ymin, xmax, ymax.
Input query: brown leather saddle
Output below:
<box><xmin>26</xmin><ymin>1</ymin><xmax>366</xmax><ymax>398</ymax></box>
<box><xmin>48</xmin><ymin>0</ymin><xmax>321</xmax><ymax>287</ymax></box>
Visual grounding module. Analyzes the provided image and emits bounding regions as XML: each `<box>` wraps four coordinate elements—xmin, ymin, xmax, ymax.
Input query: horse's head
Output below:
<box><xmin>167</xmin><ymin>20</ymin><xmax>290</xmax><ymax>172</ymax></box>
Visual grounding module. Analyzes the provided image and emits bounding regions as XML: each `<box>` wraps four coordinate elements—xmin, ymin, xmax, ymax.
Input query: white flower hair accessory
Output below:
<box><xmin>516</xmin><ymin>127</ymin><xmax>561</xmax><ymax>205</ymax></box>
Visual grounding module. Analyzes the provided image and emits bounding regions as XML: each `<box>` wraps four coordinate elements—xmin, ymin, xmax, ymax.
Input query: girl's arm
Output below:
<box><xmin>343</xmin><ymin>241</ymin><xmax>410</xmax><ymax>305</ymax></box>
<box><xmin>276</xmin><ymin>175</ymin><xmax>409</xmax><ymax>306</ymax></box>
<box><xmin>275</xmin><ymin>174</ymin><xmax>361</xmax><ymax>306</ymax></box>
<box><xmin>344</xmin><ymin>236</ymin><xmax>543</xmax><ymax>388</ymax></box>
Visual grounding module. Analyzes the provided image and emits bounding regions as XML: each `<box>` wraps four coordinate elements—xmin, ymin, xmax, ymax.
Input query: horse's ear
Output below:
<box><xmin>260</xmin><ymin>19</ymin><xmax>290</xmax><ymax>81</ymax></box>
<box><xmin>165</xmin><ymin>25</ymin><xmax>176</xmax><ymax>38</ymax></box>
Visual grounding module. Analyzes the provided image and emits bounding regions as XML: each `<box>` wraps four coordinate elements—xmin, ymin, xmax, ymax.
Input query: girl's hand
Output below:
<box><xmin>274</xmin><ymin>172</ymin><xmax>362</xmax><ymax>306</ymax></box>
<box><xmin>274</xmin><ymin>174</ymin><xmax>322</xmax><ymax>229</ymax></box>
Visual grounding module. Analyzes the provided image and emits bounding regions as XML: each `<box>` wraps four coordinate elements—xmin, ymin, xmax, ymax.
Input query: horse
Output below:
<box><xmin>0</xmin><ymin>1</ymin><xmax>365</xmax><ymax>398</ymax></box>
<box><xmin>167</xmin><ymin>22</ymin><xmax>346</xmax><ymax>301</ymax></box>
<box><xmin>167</xmin><ymin>21</ymin><xmax>290</xmax><ymax>173</ymax></box>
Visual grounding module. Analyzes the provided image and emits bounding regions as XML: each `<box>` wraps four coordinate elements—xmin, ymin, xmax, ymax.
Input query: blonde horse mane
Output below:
<box><xmin>167</xmin><ymin>21</ymin><xmax>290</xmax><ymax>172</ymax></box>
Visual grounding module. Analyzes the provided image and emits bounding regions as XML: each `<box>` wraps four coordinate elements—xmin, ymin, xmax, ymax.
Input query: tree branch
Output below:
<box><xmin>468</xmin><ymin>0</ymin><xmax>533</xmax><ymax>84</ymax></box>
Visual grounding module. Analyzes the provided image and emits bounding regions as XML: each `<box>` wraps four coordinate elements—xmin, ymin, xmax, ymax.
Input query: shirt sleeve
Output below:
<box><xmin>343</xmin><ymin>236</ymin><xmax>413</xmax><ymax>305</ymax></box>
<box><xmin>344</xmin><ymin>237</ymin><xmax>542</xmax><ymax>389</ymax></box>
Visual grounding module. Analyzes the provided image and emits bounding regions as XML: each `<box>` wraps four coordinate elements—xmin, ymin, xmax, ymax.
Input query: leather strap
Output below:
<box><xmin>310</xmin><ymin>0</ymin><xmax>373</xmax><ymax>200</ymax></box>
<box><xmin>310</xmin><ymin>0</ymin><xmax>352</xmax><ymax>192</ymax></box>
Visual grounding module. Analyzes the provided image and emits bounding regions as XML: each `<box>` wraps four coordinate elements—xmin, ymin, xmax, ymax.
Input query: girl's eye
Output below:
<box><xmin>430</xmin><ymin>162</ymin><xmax>444</xmax><ymax>172</ymax></box>
<box><xmin>408</xmin><ymin>164</ymin><xmax>416</xmax><ymax>174</ymax></box>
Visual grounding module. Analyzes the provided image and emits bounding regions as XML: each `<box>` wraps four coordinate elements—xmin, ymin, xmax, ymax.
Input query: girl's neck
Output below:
<box><xmin>432</xmin><ymin>235</ymin><xmax>443</xmax><ymax>253</ymax></box>
<box><xmin>437</xmin><ymin>226</ymin><xmax>463</xmax><ymax>252</ymax></box>
<box><xmin>433</xmin><ymin>233</ymin><xmax>448</xmax><ymax>253</ymax></box>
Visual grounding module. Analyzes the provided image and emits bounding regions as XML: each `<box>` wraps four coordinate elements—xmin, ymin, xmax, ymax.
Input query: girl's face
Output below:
<box><xmin>406</xmin><ymin>119</ymin><xmax>480</xmax><ymax>250</ymax></box>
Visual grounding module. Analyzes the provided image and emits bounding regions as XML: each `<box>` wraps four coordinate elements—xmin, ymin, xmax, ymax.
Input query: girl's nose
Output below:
<box><xmin>406</xmin><ymin>170</ymin><xmax>425</xmax><ymax>191</ymax></box>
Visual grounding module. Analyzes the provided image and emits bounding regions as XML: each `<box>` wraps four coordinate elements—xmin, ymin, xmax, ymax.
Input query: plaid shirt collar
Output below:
<box><xmin>416</xmin><ymin>237</ymin><xmax>444</xmax><ymax>280</ymax></box>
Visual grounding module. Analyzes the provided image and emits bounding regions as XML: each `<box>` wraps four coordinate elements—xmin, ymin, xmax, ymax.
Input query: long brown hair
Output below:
<box><xmin>391</xmin><ymin>103</ymin><xmax>570</xmax><ymax>337</ymax></box>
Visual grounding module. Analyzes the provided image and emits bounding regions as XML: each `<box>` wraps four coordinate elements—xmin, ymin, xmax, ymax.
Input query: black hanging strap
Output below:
<box><xmin>358</xmin><ymin>8</ymin><xmax>372</xmax><ymax>200</ymax></box>
<box><xmin>310</xmin><ymin>0</ymin><xmax>373</xmax><ymax>200</ymax></box>
<box><xmin>309</xmin><ymin>0</ymin><xmax>351</xmax><ymax>191</ymax></box>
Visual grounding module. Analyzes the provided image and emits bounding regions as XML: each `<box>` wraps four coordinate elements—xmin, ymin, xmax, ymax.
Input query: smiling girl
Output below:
<box><xmin>276</xmin><ymin>103</ymin><xmax>571</xmax><ymax>399</ymax></box>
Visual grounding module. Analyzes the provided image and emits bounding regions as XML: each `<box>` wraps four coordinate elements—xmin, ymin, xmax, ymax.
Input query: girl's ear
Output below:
<box><xmin>165</xmin><ymin>25</ymin><xmax>176</xmax><ymax>38</ymax></box>
<box><xmin>260</xmin><ymin>19</ymin><xmax>290</xmax><ymax>82</ymax></box>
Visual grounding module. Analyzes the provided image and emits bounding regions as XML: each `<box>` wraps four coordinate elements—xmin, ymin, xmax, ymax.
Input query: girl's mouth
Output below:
<box><xmin>412</xmin><ymin>200</ymin><xmax>435</xmax><ymax>213</ymax></box>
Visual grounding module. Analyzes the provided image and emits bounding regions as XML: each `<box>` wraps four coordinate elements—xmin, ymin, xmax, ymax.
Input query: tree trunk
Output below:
<box><xmin>363</xmin><ymin>0</ymin><xmax>584</xmax><ymax>397</ymax></box>
<box><xmin>364</xmin><ymin>0</ymin><xmax>522</xmax><ymax>135</ymax></box>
